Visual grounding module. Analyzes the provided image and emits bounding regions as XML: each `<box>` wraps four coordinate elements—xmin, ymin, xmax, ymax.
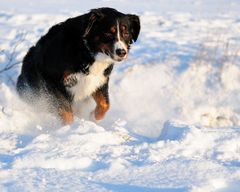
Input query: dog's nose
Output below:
<box><xmin>116</xmin><ymin>49</ymin><xmax>126</xmax><ymax>57</ymax></box>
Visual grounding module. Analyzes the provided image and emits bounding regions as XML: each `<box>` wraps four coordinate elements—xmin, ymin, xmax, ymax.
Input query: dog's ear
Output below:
<box><xmin>127</xmin><ymin>14</ymin><xmax>140</xmax><ymax>42</ymax></box>
<box><xmin>83</xmin><ymin>9</ymin><xmax>104</xmax><ymax>37</ymax></box>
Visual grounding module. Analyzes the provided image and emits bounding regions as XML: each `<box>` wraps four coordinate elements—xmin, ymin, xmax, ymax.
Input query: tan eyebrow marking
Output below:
<box><xmin>110</xmin><ymin>26</ymin><xmax>116</xmax><ymax>33</ymax></box>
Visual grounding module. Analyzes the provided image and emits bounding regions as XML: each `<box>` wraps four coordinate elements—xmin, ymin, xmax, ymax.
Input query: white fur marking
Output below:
<box><xmin>115</xmin><ymin>20</ymin><xmax>128</xmax><ymax>54</ymax></box>
<box><xmin>67</xmin><ymin>53</ymin><xmax>113</xmax><ymax>101</ymax></box>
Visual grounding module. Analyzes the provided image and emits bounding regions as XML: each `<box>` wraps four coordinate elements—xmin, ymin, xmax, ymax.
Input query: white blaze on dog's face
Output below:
<box><xmin>86</xmin><ymin>8</ymin><xmax>140</xmax><ymax>62</ymax></box>
<box><xmin>112</xmin><ymin>20</ymin><xmax>128</xmax><ymax>61</ymax></box>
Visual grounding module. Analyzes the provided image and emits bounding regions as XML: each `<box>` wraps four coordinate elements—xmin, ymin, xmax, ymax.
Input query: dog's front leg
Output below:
<box><xmin>59</xmin><ymin>109</ymin><xmax>74</xmax><ymax>124</ymax></box>
<box><xmin>55</xmin><ymin>92</ymin><xmax>74</xmax><ymax>124</ymax></box>
<box><xmin>92</xmin><ymin>83</ymin><xmax>110</xmax><ymax>121</ymax></box>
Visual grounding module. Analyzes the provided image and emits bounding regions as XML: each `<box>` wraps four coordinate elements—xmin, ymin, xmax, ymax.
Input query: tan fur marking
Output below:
<box><xmin>63</xmin><ymin>70</ymin><xmax>71</xmax><ymax>79</ymax></box>
<box><xmin>92</xmin><ymin>92</ymin><xmax>110</xmax><ymax>120</ymax></box>
<box><xmin>59</xmin><ymin>109</ymin><xmax>74</xmax><ymax>124</ymax></box>
<box><xmin>121</xmin><ymin>25</ymin><xmax>126</xmax><ymax>31</ymax></box>
<box><xmin>110</xmin><ymin>26</ymin><xmax>116</xmax><ymax>33</ymax></box>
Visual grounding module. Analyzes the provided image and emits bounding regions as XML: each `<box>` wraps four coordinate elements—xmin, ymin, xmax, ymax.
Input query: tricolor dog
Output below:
<box><xmin>17</xmin><ymin>7</ymin><xmax>140</xmax><ymax>124</ymax></box>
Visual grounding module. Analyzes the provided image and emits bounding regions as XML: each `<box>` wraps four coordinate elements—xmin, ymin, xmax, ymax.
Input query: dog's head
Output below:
<box><xmin>84</xmin><ymin>8</ymin><xmax>140</xmax><ymax>62</ymax></box>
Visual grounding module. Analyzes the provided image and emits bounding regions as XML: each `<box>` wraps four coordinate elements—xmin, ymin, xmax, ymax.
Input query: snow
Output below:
<box><xmin>1</xmin><ymin>0</ymin><xmax>240</xmax><ymax>191</ymax></box>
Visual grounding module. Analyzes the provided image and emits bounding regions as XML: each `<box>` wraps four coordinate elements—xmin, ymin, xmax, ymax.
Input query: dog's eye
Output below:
<box><xmin>123</xmin><ymin>32</ymin><xmax>129</xmax><ymax>38</ymax></box>
<box><xmin>104</xmin><ymin>33</ymin><xmax>114</xmax><ymax>39</ymax></box>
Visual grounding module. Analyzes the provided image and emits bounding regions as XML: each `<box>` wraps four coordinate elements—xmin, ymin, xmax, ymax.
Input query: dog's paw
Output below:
<box><xmin>89</xmin><ymin>110</ymin><xmax>105</xmax><ymax>122</ymax></box>
<box><xmin>63</xmin><ymin>75</ymin><xmax>78</xmax><ymax>87</ymax></box>
<box><xmin>89</xmin><ymin>111</ymin><xmax>98</xmax><ymax>122</ymax></box>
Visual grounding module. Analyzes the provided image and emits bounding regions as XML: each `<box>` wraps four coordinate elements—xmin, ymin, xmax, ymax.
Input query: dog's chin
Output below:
<box><xmin>102</xmin><ymin>51</ymin><xmax>128</xmax><ymax>62</ymax></box>
<box><xmin>113</xmin><ymin>57</ymin><xmax>124</xmax><ymax>62</ymax></box>
<box><xmin>111</xmin><ymin>55</ymin><xmax>128</xmax><ymax>62</ymax></box>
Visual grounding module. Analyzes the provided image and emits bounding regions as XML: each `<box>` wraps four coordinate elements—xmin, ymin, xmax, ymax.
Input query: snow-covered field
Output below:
<box><xmin>1</xmin><ymin>0</ymin><xmax>240</xmax><ymax>191</ymax></box>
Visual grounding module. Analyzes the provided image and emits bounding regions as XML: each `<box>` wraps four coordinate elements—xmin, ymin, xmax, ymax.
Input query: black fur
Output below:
<box><xmin>16</xmin><ymin>7</ymin><xmax>140</xmax><ymax>120</ymax></box>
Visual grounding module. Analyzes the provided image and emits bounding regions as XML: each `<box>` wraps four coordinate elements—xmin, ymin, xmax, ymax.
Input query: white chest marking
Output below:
<box><xmin>67</xmin><ymin>54</ymin><xmax>113</xmax><ymax>101</ymax></box>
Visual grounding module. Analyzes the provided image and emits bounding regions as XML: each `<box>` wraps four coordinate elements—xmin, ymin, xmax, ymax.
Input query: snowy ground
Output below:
<box><xmin>0</xmin><ymin>0</ymin><xmax>240</xmax><ymax>191</ymax></box>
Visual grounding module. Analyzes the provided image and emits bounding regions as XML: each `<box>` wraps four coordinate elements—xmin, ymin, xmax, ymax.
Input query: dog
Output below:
<box><xmin>16</xmin><ymin>7</ymin><xmax>140</xmax><ymax>124</ymax></box>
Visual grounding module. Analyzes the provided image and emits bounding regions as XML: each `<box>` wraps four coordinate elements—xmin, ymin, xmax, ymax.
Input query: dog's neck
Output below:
<box><xmin>83</xmin><ymin>37</ymin><xmax>94</xmax><ymax>57</ymax></box>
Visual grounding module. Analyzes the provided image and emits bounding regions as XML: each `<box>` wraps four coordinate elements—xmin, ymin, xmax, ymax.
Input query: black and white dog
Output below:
<box><xmin>17</xmin><ymin>7</ymin><xmax>140</xmax><ymax>124</ymax></box>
